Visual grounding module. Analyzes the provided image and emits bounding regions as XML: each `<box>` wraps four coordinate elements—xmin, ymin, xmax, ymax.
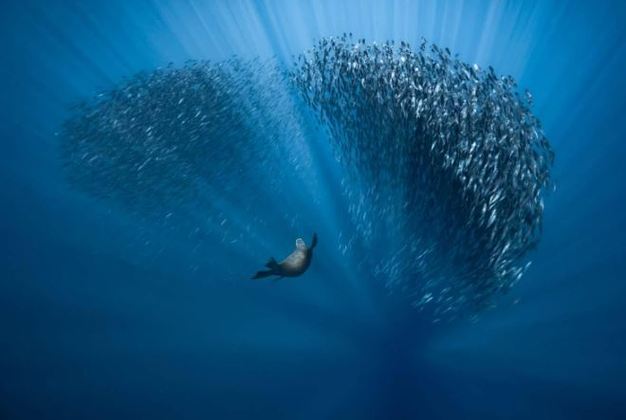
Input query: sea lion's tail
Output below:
<box><xmin>252</xmin><ymin>258</ymin><xmax>279</xmax><ymax>279</ymax></box>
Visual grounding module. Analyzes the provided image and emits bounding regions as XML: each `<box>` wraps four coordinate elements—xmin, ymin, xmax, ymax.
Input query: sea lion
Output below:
<box><xmin>252</xmin><ymin>233</ymin><xmax>318</xmax><ymax>280</ymax></box>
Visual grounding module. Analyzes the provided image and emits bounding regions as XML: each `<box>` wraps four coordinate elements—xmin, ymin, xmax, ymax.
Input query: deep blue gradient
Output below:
<box><xmin>2</xmin><ymin>1</ymin><xmax>626</xmax><ymax>419</ymax></box>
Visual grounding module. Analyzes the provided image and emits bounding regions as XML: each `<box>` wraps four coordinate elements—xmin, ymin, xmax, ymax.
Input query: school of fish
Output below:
<box><xmin>61</xmin><ymin>35</ymin><xmax>554</xmax><ymax>319</ymax></box>
<box><xmin>292</xmin><ymin>35</ymin><xmax>554</xmax><ymax>318</ymax></box>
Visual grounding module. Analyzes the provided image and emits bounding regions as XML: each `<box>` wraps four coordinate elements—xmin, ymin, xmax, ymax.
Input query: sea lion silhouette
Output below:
<box><xmin>252</xmin><ymin>233</ymin><xmax>318</xmax><ymax>280</ymax></box>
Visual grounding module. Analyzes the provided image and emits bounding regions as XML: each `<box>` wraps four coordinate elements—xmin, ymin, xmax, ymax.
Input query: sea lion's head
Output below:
<box><xmin>296</xmin><ymin>238</ymin><xmax>306</xmax><ymax>250</ymax></box>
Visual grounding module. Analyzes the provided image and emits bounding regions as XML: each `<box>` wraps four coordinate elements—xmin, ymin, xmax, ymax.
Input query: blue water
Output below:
<box><xmin>2</xmin><ymin>1</ymin><xmax>626</xmax><ymax>418</ymax></box>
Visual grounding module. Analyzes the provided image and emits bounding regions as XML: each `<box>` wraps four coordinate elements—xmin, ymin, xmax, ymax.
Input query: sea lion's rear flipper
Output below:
<box><xmin>265</xmin><ymin>257</ymin><xmax>279</xmax><ymax>269</ymax></box>
<box><xmin>252</xmin><ymin>258</ymin><xmax>279</xmax><ymax>279</ymax></box>
<box><xmin>252</xmin><ymin>269</ymin><xmax>274</xmax><ymax>279</ymax></box>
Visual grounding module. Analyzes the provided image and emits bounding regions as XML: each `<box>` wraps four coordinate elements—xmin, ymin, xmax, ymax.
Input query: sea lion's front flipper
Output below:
<box><xmin>310</xmin><ymin>233</ymin><xmax>318</xmax><ymax>249</ymax></box>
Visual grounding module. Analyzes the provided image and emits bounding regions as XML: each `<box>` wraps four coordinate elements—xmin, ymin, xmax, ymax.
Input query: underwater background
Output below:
<box><xmin>1</xmin><ymin>0</ymin><xmax>626</xmax><ymax>418</ymax></box>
